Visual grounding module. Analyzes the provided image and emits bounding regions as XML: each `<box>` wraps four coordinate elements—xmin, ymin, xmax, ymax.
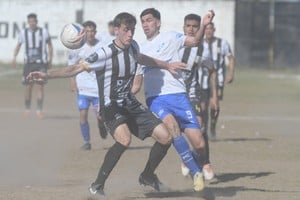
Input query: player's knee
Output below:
<box><xmin>116</xmin><ymin>136</ymin><xmax>132</xmax><ymax>147</ymax></box>
<box><xmin>190</xmin><ymin>134</ymin><xmax>205</xmax><ymax>149</ymax></box>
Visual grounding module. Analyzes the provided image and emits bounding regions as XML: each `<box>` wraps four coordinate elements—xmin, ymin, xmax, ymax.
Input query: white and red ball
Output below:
<box><xmin>60</xmin><ymin>23</ymin><xmax>86</xmax><ymax>49</ymax></box>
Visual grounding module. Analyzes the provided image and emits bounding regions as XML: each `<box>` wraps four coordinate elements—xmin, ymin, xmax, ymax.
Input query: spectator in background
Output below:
<box><xmin>12</xmin><ymin>13</ymin><xmax>53</xmax><ymax>119</ymax></box>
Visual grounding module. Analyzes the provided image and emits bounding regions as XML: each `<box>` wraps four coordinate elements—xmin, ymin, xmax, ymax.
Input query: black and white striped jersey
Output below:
<box><xmin>18</xmin><ymin>27</ymin><xmax>51</xmax><ymax>64</ymax></box>
<box><xmin>203</xmin><ymin>37</ymin><xmax>232</xmax><ymax>87</ymax></box>
<box><xmin>83</xmin><ymin>40</ymin><xmax>139</xmax><ymax>108</ymax></box>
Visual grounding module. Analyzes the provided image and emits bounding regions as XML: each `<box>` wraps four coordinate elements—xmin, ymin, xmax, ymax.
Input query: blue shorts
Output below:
<box><xmin>77</xmin><ymin>94</ymin><xmax>99</xmax><ymax>111</ymax></box>
<box><xmin>146</xmin><ymin>93</ymin><xmax>200</xmax><ymax>131</ymax></box>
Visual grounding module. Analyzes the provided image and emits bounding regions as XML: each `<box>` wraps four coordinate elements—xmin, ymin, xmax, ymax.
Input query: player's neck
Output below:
<box><xmin>147</xmin><ymin>31</ymin><xmax>160</xmax><ymax>41</ymax></box>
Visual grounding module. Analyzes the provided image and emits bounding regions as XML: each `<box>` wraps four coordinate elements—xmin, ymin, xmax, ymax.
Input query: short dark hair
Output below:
<box><xmin>108</xmin><ymin>20</ymin><xmax>114</xmax><ymax>27</ymax></box>
<box><xmin>27</xmin><ymin>13</ymin><xmax>37</xmax><ymax>20</ymax></box>
<box><xmin>113</xmin><ymin>12</ymin><xmax>136</xmax><ymax>27</ymax></box>
<box><xmin>140</xmin><ymin>8</ymin><xmax>161</xmax><ymax>20</ymax></box>
<box><xmin>184</xmin><ymin>14</ymin><xmax>201</xmax><ymax>25</ymax></box>
<box><xmin>82</xmin><ymin>20</ymin><xmax>97</xmax><ymax>29</ymax></box>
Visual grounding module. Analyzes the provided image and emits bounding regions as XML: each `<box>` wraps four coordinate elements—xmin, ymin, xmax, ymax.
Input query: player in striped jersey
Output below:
<box><xmin>12</xmin><ymin>13</ymin><xmax>53</xmax><ymax>119</ymax></box>
<box><xmin>179</xmin><ymin>14</ymin><xmax>218</xmax><ymax>181</ymax></box>
<box><xmin>135</xmin><ymin>8</ymin><xmax>214</xmax><ymax>191</ymax></box>
<box><xmin>27</xmin><ymin>12</ymin><xmax>186</xmax><ymax>196</ymax></box>
<box><xmin>203</xmin><ymin>22</ymin><xmax>235</xmax><ymax>140</ymax></box>
<box><xmin>68</xmin><ymin>20</ymin><xmax>108</xmax><ymax>151</ymax></box>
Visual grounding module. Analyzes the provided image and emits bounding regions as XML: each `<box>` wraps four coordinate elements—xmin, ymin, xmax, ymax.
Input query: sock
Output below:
<box><xmin>202</xmin><ymin>131</ymin><xmax>210</xmax><ymax>164</ymax></box>
<box><xmin>210</xmin><ymin>108</ymin><xmax>220</xmax><ymax>134</ymax></box>
<box><xmin>25</xmin><ymin>99</ymin><xmax>31</xmax><ymax>110</ymax></box>
<box><xmin>173</xmin><ymin>135</ymin><xmax>200</xmax><ymax>176</ymax></box>
<box><xmin>142</xmin><ymin>142</ymin><xmax>171</xmax><ymax>177</ymax></box>
<box><xmin>93</xmin><ymin>142</ymin><xmax>127</xmax><ymax>189</ymax></box>
<box><xmin>37</xmin><ymin>98</ymin><xmax>43</xmax><ymax>111</ymax></box>
<box><xmin>80</xmin><ymin>122</ymin><xmax>90</xmax><ymax>142</ymax></box>
<box><xmin>202</xmin><ymin>109</ymin><xmax>209</xmax><ymax>133</ymax></box>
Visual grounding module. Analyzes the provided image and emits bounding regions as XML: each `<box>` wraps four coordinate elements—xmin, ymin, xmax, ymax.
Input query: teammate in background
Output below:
<box><xmin>27</xmin><ymin>12</ymin><xmax>186</xmax><ymax>196</ymax></box>
<box><xmin>68</xmin><ymin>20</ymin><xmax>107</xmax><ymax>151</ymax></box>
<box><xmin>179</xmin><ymin>14</ymin><xmax>217</xmax><ymax>180</ymax></box>
<box><xmin>203</xmin><ymin>22</ymin><xmax>235</xmax><ymax>140</ymax></box>
<box><xmin>133</xmin><ymin>8</ymin><xmax>214</xmax><ymax>191</ymax></box>
<box><xmin>96</xmin><ymin>20</ymin><xmax>115</xmax><ymax>45</ymax></box>
<box><xmin>12</xmin><ymin>13</ymin><xmax>53</xmax><ymax>119</ymax></box>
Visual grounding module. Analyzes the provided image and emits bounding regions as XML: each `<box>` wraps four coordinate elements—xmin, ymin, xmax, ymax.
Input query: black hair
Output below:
<box><xmin>27</xmin><ymin>13</ymin><xmax>37</xmax><ymax>20</ymax></box>
<box><xmin>108</xmin><ymin>20</ymin><xmax>114</xmax><ymax>27</ymax></box>
<box><xmin>184</xmin><ymin>14</ymin><xmax>201</xmax><ymax>24</ymax></box>
<box><xmin>82</xmin><ymin>20</ymin><xmax>97</xmax><ymax>29</ymax></box>
<box><xmin>140</xmin><ymin>8</ymin><xmax>161</xmax><ymax>20</ymax></box>
<box><xmin>113</xmin><ymin>12</ymin><xmax>136</xmax><ymax>27</ymax></box>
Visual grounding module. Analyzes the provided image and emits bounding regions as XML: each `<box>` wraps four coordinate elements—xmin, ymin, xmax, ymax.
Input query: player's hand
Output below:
<box><xmin>226</xmin><ymin>74</ymin><xmax>234</xmax><ymax>84</ymax></box>
<box><xmin>202</xmin><ymin>10</ymin><xmax>215</xmax><ymax>26</ymax></box>
<box><xmin>26</xmin><ymin>71</ymin><xmax>48</xmax><ymax>82</ymax></box>
<box><xmin>167</xmin><ymin>62</ymin><xmax>187</xmax><ymax>75</ymax></box>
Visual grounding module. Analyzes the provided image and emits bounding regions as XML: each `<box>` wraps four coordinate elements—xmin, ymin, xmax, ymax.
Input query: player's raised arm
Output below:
<box><xmin>184</xmin><ymin>10</ymin><xmax>215</xmax><ymax>47</ymax></box>
<box><xmin>137</xmin><ymin>53</ymin><xmax>187</xmax><ymax>75</ymax></box>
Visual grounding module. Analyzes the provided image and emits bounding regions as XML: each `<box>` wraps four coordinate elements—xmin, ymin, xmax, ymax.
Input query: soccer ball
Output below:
<box><xmin>60</xmin><ymin>23</ymin><xmax>86</xmax><ymax>49</ymax></box>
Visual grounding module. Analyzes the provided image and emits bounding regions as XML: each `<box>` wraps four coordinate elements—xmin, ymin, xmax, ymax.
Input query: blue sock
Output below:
<box><xmin>80</xmin><ymin>122</ymin><xmax>90</xmax><ymax>142</ymax></box>
<box><xmin>173</xmin><ymin>135</ymin><xmax>200</xmax><ymax>176</ymax></box>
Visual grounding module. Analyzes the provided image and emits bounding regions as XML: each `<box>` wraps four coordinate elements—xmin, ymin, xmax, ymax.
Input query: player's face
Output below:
<box><xmin>183</xmin><ymin>19</ymin><xmax>200</xmax><ymax>37</ymax></box>
<box><xmin>85</xmin><ymin>26</ymin><xmax>97</xmax><ymax>45</ymax></box>
<box><xmin>141</xmin><ymin>14</ymin><xmax>161</xmax><ymax>40</ymax></box>
<box><xmin>205</xmin><ymin>24</ymin><xmax>215</xmax><ymax>40</ymax></box>
<box><xmin>115</xmin><ymin>23</ymin><xmax>135</xmax><ymax>48</ymax></box>
<box><xmin>27</xmin><ymin>18</ymin><xmax>37</xmax><ymax>30</ymax></box>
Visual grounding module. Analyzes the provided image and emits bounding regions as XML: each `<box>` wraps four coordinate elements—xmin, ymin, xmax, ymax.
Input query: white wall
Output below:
<box><xmin>0</xmin><ymin>0</ymin><xmax>235</xmax><ymax>64</ymax></box>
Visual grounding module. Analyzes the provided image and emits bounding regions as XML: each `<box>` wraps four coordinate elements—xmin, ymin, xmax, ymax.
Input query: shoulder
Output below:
<box><xmin>165</xmin><ymin>31</ymin><xmax>185</xmax><ymax>39</ymax></box>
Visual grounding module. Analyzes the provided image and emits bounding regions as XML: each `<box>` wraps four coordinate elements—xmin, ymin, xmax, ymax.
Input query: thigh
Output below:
<box><xmin>126</xmin><ymin>99</ymin><xmax>162</xmax><ymax>140</ymax></box>
<box><xmin>169</xmin><ymin>94</ymin><xmax>200</xmax><ymax>131</ymax></box>
<box><xmin>90</xmin><ymin>96</ymin><xmax>99</xmax><ymax>114</ymax></box>
<box><xmin>114</xmin><ymin>123</ymin><xmax>132</xmax><ymax>146</ymax></box>
<box><xmin>102</xmin><ymin>102</ymin><xmax>128</xmax><ymax>137</ymax></box>
<box><xmin>77</xmin><ymin>94</ymin><xmax>90</xmax><ymax>110</ymax></box>
<box><xmin>185</xmin><ymin>127</ymin><xmax>205</xmax><ymax>149</ymax></box>
<box><xmin>162</xmin><ymin>114</ymin><xmax>181</xmax><ymax>137</ymax></box>
<box><xmin>146</xmin><ymin>96</ymin><xmax>171</xmax><ymax>120</ymax></box>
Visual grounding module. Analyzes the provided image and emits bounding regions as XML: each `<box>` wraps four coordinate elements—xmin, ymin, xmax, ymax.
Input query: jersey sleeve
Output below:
<box><xmin>135</xmin><ymin>64</ymin><xmax>144</xmax><ymax>76</ymax></box>
<box><xmin>169</xmin><ymin>31</ymin><xmax>186</xmax><ymax>50</ymax></box>
<box><xmin>222</xmin><ymin>39</ymin><xmax>233</xmax><ymax>57</ymax></box>
<box><xmin>83</xmin><ymin>46</ymin><xmax>115</xmax><ymax>70</ymax></box>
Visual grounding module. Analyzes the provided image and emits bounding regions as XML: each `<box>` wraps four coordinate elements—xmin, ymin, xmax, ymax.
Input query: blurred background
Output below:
<box><xmin>0</xmin><ymin>0</ymin><xmax>296</xmax><ymax>69</ymax></box>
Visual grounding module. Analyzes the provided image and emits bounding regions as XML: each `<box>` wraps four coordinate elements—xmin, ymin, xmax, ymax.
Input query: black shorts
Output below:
<box><xmin>22</xmin><ymin>63</ymin><xmax>48</xmax><ymax>85</ymax></box>
<box><xmin>200</xmin><ymin>89</ymin><xmax>210</xmax><ymax>104</ymax></box>
<box><xmin>189</xmin><ymin>97</ymin><xmax>202</xmax><ymax>116</ymax></box>
<box><xmin>101</xmin><ymin>96</ymin><xmax>162</xmax><ymax>140</ymax></box>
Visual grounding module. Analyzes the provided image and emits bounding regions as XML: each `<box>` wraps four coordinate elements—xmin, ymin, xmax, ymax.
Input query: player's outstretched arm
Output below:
<box><xmin>26</xmin><ymin>63</ymin><xmax>87</xmax><ymax>82</ymax></box>
<box><xmin>137</xmin><ymin>53</ymin><xmax>187</xmax><ymax>75</ymax></box>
